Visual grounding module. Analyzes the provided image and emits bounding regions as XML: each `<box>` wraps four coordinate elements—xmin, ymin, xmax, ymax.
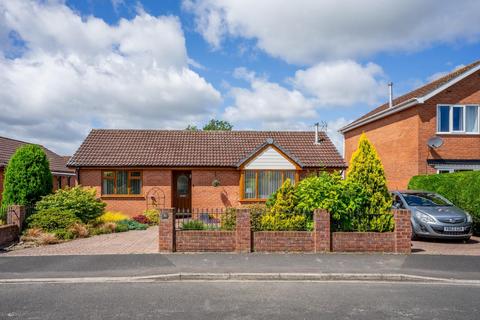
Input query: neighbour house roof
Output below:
<box><xmin>68</xmin><ymin>129</ymin><xmax>346</xmax><ymax>169</ymax></box>
<box><xmin>0</xmin><ymin>136</ymin><xmax>74</xmax><ymax>175</ymax></box>
<box><xmin>340</xmin><ymin>60</ymin><xmax>480</xmax><ymax>133</ymax></box>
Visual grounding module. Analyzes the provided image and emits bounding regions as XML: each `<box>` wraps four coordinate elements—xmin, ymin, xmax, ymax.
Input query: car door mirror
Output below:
<box><xmin>393</xmin><ymin>202</ymin><xmax>402</xmax><ymax>209</ymax></box>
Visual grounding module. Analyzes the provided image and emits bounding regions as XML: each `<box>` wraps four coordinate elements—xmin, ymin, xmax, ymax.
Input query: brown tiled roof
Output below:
<box><xmin>343</xmin><ymin>60</ymin><xmax>480</xmax><ymax>131</ymax></box>
<box><xmin>0</xmin><ymin>136</ymin><xmax>74</xmax><ymax>174</ymax></box>
<box><xmin>68</xmin><ymin>130</ymin><xmax>346</xmax><ymax>168</ymax></box>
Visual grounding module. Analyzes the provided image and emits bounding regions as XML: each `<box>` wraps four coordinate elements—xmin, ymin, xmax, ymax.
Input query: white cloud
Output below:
<box><xmin>224</xmin><ymin>68</ymin><xmax>317</xmax><ymax>124</ymax></box>
<box><xmin>0</xmin><ymin>1</ymin><xmax>221</xmax><ymax>154</ymax></box>
<box><xmin>427</xmin><ymin>64</ymin><xmax>466</xmax><ymax>82</ymax></box>
<box><xmin>291</xmin><ymin>60</ymin><xmax>386</xmax><ymax>106</ymax></box>
<box><xmin>184</xmin><ymin>0</ymin><xmax>480</xmax><ymax>64</ymax></box>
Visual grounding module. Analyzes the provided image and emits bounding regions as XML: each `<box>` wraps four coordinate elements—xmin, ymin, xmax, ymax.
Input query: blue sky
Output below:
<box><xmin>0</xmin><ymin>0</ymin><xmax>479</xmax><ymax>155</ymax></box>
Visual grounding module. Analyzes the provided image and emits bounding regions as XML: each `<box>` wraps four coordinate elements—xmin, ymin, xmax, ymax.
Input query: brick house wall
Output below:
<box><xmin>344</xmin><ymin>106</ymin><xmax>420</xmax><ymax>189</ymax></box>
<box><xmin>418</xmin><ymin>71</ymin><xmax>480</xmax><ymax>175</ymax></box>
<box><xmin>79</xmin><ymin>167</ymin><xmax>335</xmax><ymax>216</ymax></box>
<box><xmin>344</xmin><ymin>70</ymin><xmax>480</xmax><ymax>189</ymax></box>
<box><xmin>191</xmin><ymin>170</ymin><xmax>241</xmax><ymax>208</ymax></box>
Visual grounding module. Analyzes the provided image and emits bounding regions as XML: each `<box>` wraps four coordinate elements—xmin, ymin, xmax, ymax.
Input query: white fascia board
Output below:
<box><xmin>338</xmin><ymin>98</ymin><xmax>420</xmax><ymax>134</ymax></box>
<box><xmin>339</xmin><ymin>64</ymin><xmax>480</xmax><ymax>134</ymax></box>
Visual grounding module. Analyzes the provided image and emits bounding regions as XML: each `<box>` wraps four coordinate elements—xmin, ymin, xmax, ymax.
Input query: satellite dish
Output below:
<box><xmin>427</xmin><ymin>136</ymin><xmax>443</xmax><ymax>149</ymax></box>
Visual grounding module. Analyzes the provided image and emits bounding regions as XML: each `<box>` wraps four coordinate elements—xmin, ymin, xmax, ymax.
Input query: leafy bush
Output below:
<box><xmin>181</xmin><ymin>220</ymin><xmax>206</xmax><ymax>230</ymax></box>
<box><xmin>133</xmin><ymin>215</ymin><xmax>150</xmax><ymax>225</ymax></box>
<box><xmin>408</xmin><ymin>171</ymin><xmax>480</xmax><ymax>233</ymax></box>
<box><xmin>114</xmin><ymin>223</ymin><xmax>129</xmax><ymax>233</ymax></box>
<box><xmin>116</xmin><ymin>219</ymin><xmax>148</xmax><ymax>231</ymax></box>
<box><xmin>53</xmin><ymin>229</ymin><xmax>76</xmax><ymax>240</ymax></box>
<box><xmin>259</xmin><ymin>212</ymin><xmax>307</xmax><ymax>231</ymax></box>
<box><xmin>27</xmin><ymin>208</ymin><xmax>80</xmax><ymax>232</ymax></box>
<box><xmin>221</xmin><ymin>207</ymin><xmax>236</xmax><ymax>231</ymax></box>
<box><xmin>143</xmin><ymin>209</ymin><xmax>159</xmax><ymax>225</ymax></box>
<box><xmin>269</xmin><ymin>179</ymin><xmax>297</xmax><ymax>215</ymax></box>
<box><xmin>36</xmin><ymin>186</ymin><xmax>106</xmax><ymax>223</ymax></box>
<box><xmin>248</xmin><ymin>204</ymin><xmax>267</xmax><ymax>232</ymax></box>
<box><xmin>97</xmin><ymin>211</ymin><xmax>129</xmax><ymax>223</ymax></box>
<box><xmin>2</xmin><ymin>144</ymin><xmax>53</xmax><ymax>206</ymax></box>
<box><xmin>88</xmin><ymin>223</ymin><xmax>116</xmax><ymax>236</ymax></box>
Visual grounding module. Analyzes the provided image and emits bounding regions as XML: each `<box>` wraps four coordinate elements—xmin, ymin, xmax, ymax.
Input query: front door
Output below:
<box><xmin>172</xmin><ymin>171</ymin><xmax>192</xmax><ymax>213</ymax></box>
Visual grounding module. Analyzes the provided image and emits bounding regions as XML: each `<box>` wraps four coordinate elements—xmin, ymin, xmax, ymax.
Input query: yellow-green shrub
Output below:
<box><xmin>97</xmin><ymin>211</ymin><xmax>129</xmax><ymax>223</ymax></box>
<box><xmin>259</xmin><ymin>212</ymin><xmax>307</xmax><ymax>231</ymax></box>
<box><xmin>143</xmin><ymin>209</ymin><xmax>159</xmax><ymax>225</ymax></box>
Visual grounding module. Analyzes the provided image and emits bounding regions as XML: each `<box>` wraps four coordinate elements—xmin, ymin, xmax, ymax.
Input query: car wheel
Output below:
<box><xmin>411</xmin><ymin>231</ymin><xmax>418</xmax><ymax>241</ymax></box>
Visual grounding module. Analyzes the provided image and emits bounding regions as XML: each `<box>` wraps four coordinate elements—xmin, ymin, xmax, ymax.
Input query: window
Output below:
<box><xmin>102</xmin><ymin>170</ymin><xmax>142</xmax><ymax>195</ymax></box>
<box><xmin>437</xmin><ymin>105</ymin><xmax>479</xmax><ymax>133</ymax></box>
<box><xmin>242</xmin><ymin>170</ymin><xmax>296</xmax><ymax>200</ymax></box>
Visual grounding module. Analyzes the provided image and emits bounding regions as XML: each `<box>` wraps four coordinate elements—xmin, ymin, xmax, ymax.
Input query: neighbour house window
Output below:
<box><xmin>242</xmin><ymin>170</ymin><xmax>296</xmax><ymax>200</ymax></box>
<box><xmin>437</xmin><ymin>105</ymin><xmax>479</xmax><ymax>133</ymax></box>
<box><xmin>102</xmin><ymin>170</ymin><xmax>142</xmax><ymax>195</ymax></box>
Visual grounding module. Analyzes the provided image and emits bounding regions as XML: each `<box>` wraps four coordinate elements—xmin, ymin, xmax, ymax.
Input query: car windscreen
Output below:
<box><xmin>401</xmin><ymin>193</ymin><xmax>453</xmax><ymax>207</ymax></box>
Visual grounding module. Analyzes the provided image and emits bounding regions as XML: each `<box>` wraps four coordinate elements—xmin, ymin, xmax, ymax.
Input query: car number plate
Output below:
<box><xmin>444</xmin><ymin>226</ymin><xmax>464</xmax><ymax>232</ymax></box>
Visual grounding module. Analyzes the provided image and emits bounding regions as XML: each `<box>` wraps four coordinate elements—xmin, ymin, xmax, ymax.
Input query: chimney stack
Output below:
<box><xmin>388</xmin><ymin>82</ymin><xmax>394</xmax><ymax>108</ymax></box>
<box><xmin>314</xmin><ymin>122</ymin><xmax>319</xmax><ymax>144</ymax></box>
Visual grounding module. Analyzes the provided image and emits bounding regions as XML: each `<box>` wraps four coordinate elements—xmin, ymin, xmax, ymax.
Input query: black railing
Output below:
<box><xmin>174</xmin><ymin>208</ymin><xmax>233</xmax><ymax>231</ymax></box>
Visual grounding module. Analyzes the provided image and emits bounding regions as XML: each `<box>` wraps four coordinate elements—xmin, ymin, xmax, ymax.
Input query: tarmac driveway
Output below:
<box><xmin>3</xmin><ymin>227</ymin><xmax>158</xmax><ymax>256</ymax></box>
<box><xmin>412</xmin><ymin>236</ymin><xmax>480</xmax><ymax>255</ymax></box>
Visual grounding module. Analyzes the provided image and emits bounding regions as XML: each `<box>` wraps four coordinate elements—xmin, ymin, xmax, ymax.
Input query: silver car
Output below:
<box><xmin>391</xmin><ymin>190</ymin><xmax>473</xmax><ymax>240</ymax></box>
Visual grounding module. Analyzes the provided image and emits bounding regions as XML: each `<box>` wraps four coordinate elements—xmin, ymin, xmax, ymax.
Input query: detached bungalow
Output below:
<box><xmin>68</xmin><ymin>129</ymin><xmax>346</xmax><ymax>216</ymax></box>
<box><xmin>0</xmin><ymin>136</ymin><xmax>76</xmax><ymax>203</ymax></box>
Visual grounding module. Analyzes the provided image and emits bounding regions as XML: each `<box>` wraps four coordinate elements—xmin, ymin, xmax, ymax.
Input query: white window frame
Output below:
<box><xmin>436</xmin><ymin>104</ymin><xmax>480</xmax><ymax>135</ymax></box>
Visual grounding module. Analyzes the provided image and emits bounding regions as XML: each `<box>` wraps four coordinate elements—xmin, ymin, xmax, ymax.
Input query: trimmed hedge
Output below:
<box><xmin>408</xmin><ymin>171</ymin><xmax>480</xmax><ymax>233</ymax></box>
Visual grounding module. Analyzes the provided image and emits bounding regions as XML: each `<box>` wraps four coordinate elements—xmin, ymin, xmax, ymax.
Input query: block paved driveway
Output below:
<box><xmin>412</xmin><ymin>236</ymin><xmax>480</xmax><ymax>255</ymax></box>
<box><xmin>3</xmin><ymin>227</ymin><xmax>158</xmax><ymax>256</ymax></box>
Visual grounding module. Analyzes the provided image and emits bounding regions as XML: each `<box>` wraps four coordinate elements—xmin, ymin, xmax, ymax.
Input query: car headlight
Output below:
<box><xmin>415</xmin><ymin>211</ymin><xmax>436</xmax><ymax>224</ymax></box>
<box><xmin>466</xmin><ymin>213</ymin><xmax>473</xmax><ymax>223</ymax></box>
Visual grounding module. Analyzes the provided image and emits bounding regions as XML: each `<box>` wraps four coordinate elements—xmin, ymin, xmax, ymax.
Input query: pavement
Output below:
<box><xmin>1</xmin><ymin>281</ymin><xmax>479</xmax><ymax>319</ymax></box>
<box><xmin>1</xmin><ymin>252</ymin><xmax>480</xmax><ymax>281</ymax></box>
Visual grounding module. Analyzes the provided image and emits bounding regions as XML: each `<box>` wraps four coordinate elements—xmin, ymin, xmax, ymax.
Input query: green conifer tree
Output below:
<box><xmin>346</xmin><ymin>133</ymin><xmax>393</xmax><ymax>231</ymax></box>
<box><xmin>2</xmin><ymin>144</ymin><xmax>53</xmax><ymax>206</ymax></box>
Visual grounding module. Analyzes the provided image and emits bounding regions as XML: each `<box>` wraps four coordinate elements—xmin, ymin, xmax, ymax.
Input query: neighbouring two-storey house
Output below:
<box><xmin>67</xmin><ymin>129</ymin><xmax>346</xmax><ymax>216</ymax></box>
<box><xmin>341</xmin><ymin>60</ymin><xmax>480</xmax><ymax>189</ymax></box>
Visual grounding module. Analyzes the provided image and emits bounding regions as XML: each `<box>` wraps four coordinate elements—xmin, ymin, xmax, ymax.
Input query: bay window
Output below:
<box><xmin>437</xmin><ymin>105</ymin><xmax>479</xmax><ymax>134</ymax></box>
<box><xmin>102</xmin><ymin>170</ymin><xmax>142</xmax><ymax>195</ymax></box>
<box><xmin>242</xmin><ymin>170</ymin><xmax>297</xmax><ymax>200</ymax></box>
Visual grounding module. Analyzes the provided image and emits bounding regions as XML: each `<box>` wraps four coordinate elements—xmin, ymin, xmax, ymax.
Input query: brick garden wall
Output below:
<box><xmin>0</xmin><ymin>224</ymin><xmax>19</xmax><ymax>247</ymax></box>
<box><xmin>332</xmin><ymin>232</ymin><xmax>395</xmax><ymax>252</ymax></box>
<box><xmin>253</xmin><ymin>231</ymin><xmax>314</xmax><ymax>252</ymax></box>
<box><xmin>159</xmin><ymin>209</ymin><xmax>411</xmax><ymax>254</ymax></box>
<box><xmin>176</xmin><ymin>231</ymin><xmax>236</xmax><ymax>252</ymax></box>
<box><xmin>0</xmin><ymin>167</ymin><xmax>3</xmax><ymax>204</ymax></box>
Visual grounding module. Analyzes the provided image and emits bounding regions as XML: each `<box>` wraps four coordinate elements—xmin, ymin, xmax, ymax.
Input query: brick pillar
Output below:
<box><xmin>394</xmin><ymin>209</ymin><xmax>412</xmax><ymax>254</ymax></box>
<box><xmin>236</xmin><ymin>208</ymin><xmax>251</xmax><ymax>253</ymax></box>
<box><xmin>159</xmin><ymin>208</ymin><xmax>175</xmax><ymax>253</ymax></box>
<box><xmin>314</xmin><ymin>209</ymin><xmax>331</xmax><ymax>253</ymax></box>
<box><xmin>7</xmin><ymin>205</ymin><xmax>26</xmax><ymax>231</ymax></box>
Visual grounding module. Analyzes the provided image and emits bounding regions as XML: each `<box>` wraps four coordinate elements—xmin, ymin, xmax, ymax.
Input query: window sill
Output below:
<box><xmin>239</xmin><ymin>199</ymin><xmax>267</xmax><ymax>203</ymax></box>
<box><xmin>436</xmin><ymin>131</ymin><xmax>480</xmax><ymax>135</ymax></box>
<box><xmin>101</xmin><ymin>195</ymin><xmax>145</xmax><ymax>199</ymax></box>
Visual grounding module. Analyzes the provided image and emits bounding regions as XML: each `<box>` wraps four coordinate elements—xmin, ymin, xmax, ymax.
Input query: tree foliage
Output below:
<box><xmin>202</xmin><ymin>119</ymin><xmax>233</xmax><ymax>131</ymax></box>
<box><xmin>2</xmin><ymin>144</ymin><xmax>53</xmax><ymax>206</ymax></box>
